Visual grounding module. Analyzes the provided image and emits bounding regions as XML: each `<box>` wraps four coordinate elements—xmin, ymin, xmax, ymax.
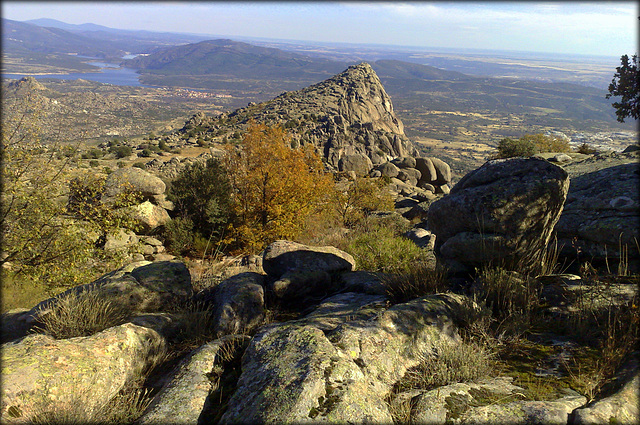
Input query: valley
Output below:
<box><xmin>2</xmin><ymin>17</ymin><xmax>637</xmax><ymax>179</ymax></box>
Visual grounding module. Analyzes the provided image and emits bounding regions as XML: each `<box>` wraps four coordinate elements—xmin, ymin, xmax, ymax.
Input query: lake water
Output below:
<box><xmin>2</xmin><ymin>62</ymin><xmax>152</xmax><ymax>87</ymax></box>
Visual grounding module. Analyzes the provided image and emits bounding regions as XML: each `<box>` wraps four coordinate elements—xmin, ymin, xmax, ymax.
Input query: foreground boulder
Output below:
<box><xmin>1</xmin><ymin>323</ymin><xmax>166</xmax><ymax>423</ymax></box>
<box><xmin>219</xmin><ymin>292</ymin><xmax>476</xmax><ymax>423</ymax></box>
<box><xmin>263</xmin><ymin>240</ymin><xmax>356</xmax><ymax>276</ymax></box>
<box><xmin>427</xmin><ymin>157</ymin><xmax>569</xmax><ymax>274</ymax></box>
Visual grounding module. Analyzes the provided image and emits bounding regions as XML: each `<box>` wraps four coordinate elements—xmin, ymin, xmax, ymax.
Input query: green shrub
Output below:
<box><xmin>163</xmin><ymin>217</ymin><xmax>196</xmax><ymax>255</ymax></box>
<box><xmin>167</xmin><ymin>158</ymin><xmax>232</xmax><ymax>247</ymax></box>
<box><xmin>346</xmin><ymin>226</ymin><xmax>430</xmax><ymax>274</ymax></box>
<box><xmin>133</xmin><ymin>162</ymin><xmax>146</xmax><ymax>169</ymax></box>
<box><xmin>140</xmin><ymin>148</ymin><xmax>152</xmax><ymax>157</ymax></box>
<box><xmin>117</xmin><ymin>161</ymin><xmax>126</xmax><ymax>168</ymax></box>
<box><xmin>158</xmin><ymin>139</ymin><xmax>168</xmax><ymax>151</ymax></box>
<box><xmin>493</xmin><ymin>134</ymin><xmax>572</xmax><ymax>159</ymax></box>
<box><xmin>493</xmin><ymin>137</ymin><xmax>537</xmax><ymax>159</ymax></box>
<box><xmin>82</xmin><ymin>148</ymin><xmax>103</xmax><ymax>159</ymax></box>
<box><xmin>89</xmin><ymin>160</ymin><xmax>99</xmax><ymax>168</ymax></box>
<box><xmin>109</xmin><ymin>145</ymin><xmax>132</xmax><ymax>159</ymax></box>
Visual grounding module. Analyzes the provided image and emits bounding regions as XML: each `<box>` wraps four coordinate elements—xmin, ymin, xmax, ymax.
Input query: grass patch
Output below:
<box><xmin>383</xmin><ymin>262</ymin><xmax>449</xmax><ymax>303</ymax></box>
<box><xmin>395</xmin><ymin>339</ymin><xmax>495</xmax><ymax>393</ymax></box>
<box><xmin>0</xmin><ymin>273</ymin><xmax>52</xmax><ymax>314</ymax></box>
<box><xmin>346</xmin><ymin>226</ymin><xmax>431</xmax><ymax>274</ymax></box>
<box><xmin>32</xmin><ymin>290</ymin><xmax>131</xmax><ymax>339</ymax></box>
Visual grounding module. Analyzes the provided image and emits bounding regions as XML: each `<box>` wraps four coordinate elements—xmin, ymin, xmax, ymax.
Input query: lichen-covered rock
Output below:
<box><xmin>212</xmin><ymin>272</ymin><xmax>265</xmax><ymax>337</ymax></box>
<box><xmin>103</xmin><ymin>228</ymin><xmax>139</xmax><ymax>251</ymax></box>
<box><xmin>219</xmin><ymin>292</ymin><xmax>477</xmax><ymax>423</ymax></box>
<box><xmin>1</xmin><ymin>323</ymin><xmax>166</xmax><ymax>423</ymax></box>
<box><xmin>457</xmin><ymin>392</ymin><xmax>586</xmax><ymax>424</ymax></box>
<box><xmin>427</xmin><ymin>157</ymin><xmax>569</xmax><ymax>274</ymax></box>
<box><xmin>103</xmin><ymin>166</ymin><xmax>166</xmax><ymax>199</ymax></box>
<box><xmin>407</xmin><ymin>376</ymin><xmax>525</xmax><ymax>424</ymax></box>
<box><xmin>29</xmin><ymin>261</ymin><xmax>192</xmax><ymax>327</ymax></box>
<box><xmin>138</xmin><ymin>335</ymin><xmax>250</xmax><ymax>425</ymax></box>
<box><xmin>262</xmin><ymin>240</ymin><xmax>356</xmax><ymax>277</ymax></box>
<box><xmin>556</xmin><ymin>159</ymin><xmax>640</xmax><ymax>270</ymax></box>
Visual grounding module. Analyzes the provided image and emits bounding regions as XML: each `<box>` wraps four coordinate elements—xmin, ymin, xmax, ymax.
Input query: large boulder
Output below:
<box><xmin>416</xmin><ymin>157</ymin><xmax>438</xmax><ymax>185</ymax></box>
<box><xmin>129</xmin><ymin>201</ymin><xmax>171</xmax><ymax>233</ymax></box>
<box><xmin>262</xmin><ymin>240</ymin><xmax>356</xmax><ymax>277</ymax></box>
<box><xmin>103</xmin><ymin>167</ymin><xmax>166</xmax><ymax>199</ymax></box>
<box><xmin>427</xmin><ymin>158</ymin><xmax>569</xmax><ymax>274</ymax></box>
<box><xmin>338</xmin><ymin>154</ymin><xmax>373</xmax><ymax>176</ymax></box>
<box><xmin>1</xmin><ymin>323</ymin><xmax>166</xmax><ymax>423</ymax></box>
<box><xmin>219</xmin><ymin>292</ymin><xmax>476</xmax><ymax>424</ymax></box>
<box><xmin>555</xmin><ymin>159</ymin><xmax>640</xmax><ymax>270</ymax></box>
<box><xmin>429</xmin><ymin>156</ymin><xmax>451</xmax><ymax>185</ymax></box>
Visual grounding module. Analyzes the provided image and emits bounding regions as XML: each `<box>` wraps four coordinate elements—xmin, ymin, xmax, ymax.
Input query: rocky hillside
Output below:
<box><xmin>171</xmin><ymin>62</ymin><xmax>417</xmax><ymax>169</ymax></box>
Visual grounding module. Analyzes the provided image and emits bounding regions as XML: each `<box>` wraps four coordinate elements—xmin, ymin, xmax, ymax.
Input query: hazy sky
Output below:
<box><xmin>3</xmin><ymin>1</ymin><xmax>638</xmax><ymax>57</ymax></box>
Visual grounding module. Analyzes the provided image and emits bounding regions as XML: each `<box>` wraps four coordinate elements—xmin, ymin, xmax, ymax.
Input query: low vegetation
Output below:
<box><xmin>491</xmin><ymin>133</ymin><xmax>571</xmax><ymax>159</ymax></box>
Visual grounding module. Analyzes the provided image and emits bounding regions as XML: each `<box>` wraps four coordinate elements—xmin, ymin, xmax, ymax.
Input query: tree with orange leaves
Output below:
<box><xmin>225</xmin><ymin>123</ymin><xmax>333</xmax><ymax>251</ymax></box>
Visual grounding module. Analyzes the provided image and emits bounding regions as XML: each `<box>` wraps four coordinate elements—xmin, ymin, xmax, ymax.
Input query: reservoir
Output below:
<box><xmin>2</xmin><ymin>63</ymin><xmax>152</xmax><ymax>87</ymax></box>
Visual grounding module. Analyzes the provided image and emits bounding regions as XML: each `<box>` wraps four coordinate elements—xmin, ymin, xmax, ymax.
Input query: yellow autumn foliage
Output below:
<box><xmin>224</xmin><ymin>124</ymin><xmax>333</xmax><ymax>251</ymax></box>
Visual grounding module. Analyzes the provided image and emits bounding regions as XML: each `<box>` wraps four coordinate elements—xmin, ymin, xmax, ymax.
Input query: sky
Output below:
<box><xmin>2</xmin><ymin>1</ymin><xmax>638</xmax><ymax>57</ymax></box>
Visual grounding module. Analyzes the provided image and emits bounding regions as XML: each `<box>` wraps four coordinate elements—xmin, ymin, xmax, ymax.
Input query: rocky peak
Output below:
<box><xmin>293</xmin><ymin>62</ymin><xmax>404</xmax><ymax>135</ymax></box>
<box><xmin>178</xmin><ymin>62</ymin><xmax>417</xmax><ymax>169</ymax></box>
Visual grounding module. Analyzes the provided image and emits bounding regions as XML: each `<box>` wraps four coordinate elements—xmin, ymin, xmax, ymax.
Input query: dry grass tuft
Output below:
<box><xmin>33</xmin><ymin>290</ymin><xmax>130</xmax><ymax>339</ymax></box>
<box><xmin>383</xmin><ymin>263</ymin><xmax>449</xmax><ymax>303</ymax></box>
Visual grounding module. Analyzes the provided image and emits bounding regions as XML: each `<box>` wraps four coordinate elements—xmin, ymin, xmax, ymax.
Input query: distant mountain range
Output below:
<box><xmin>2</xmin><ymin>18</ymin><xmax>632</xmax><ymax>130</ymax></box>
<box><xmin>2</xmin><ymin>18</ymin><xmax>210</xmax><ymax>59</ymax></box>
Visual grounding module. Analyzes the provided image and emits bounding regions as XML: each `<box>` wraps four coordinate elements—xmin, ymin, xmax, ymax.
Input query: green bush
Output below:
<box><xmin>89</xmin><ymin>160</ymin><xmax>99</xmax><ymax>168</ymax></box>
<box><xmin>109</xmin><ymin>145</ymin><xmax>132</xmax><ymax>159</ymax></box>
<box><xmin>82</xmin><ymin>148</ymin><xmax>103</xmax><ymax>159</ymax></box>
<box><xmin>346</xmin><ymin>226</ymin><xmax>430</xmax><ymax>274</ymax></box>
<box><xmin>140</xmin><ymin>148</ymin><xmax>152</xmax><ymax>157</ymax></box>
<box><xmin>493</xmin><ymin>137</ymin><xmax>536</xmax><ymax>159</ymax></box>
<box><xmin>493</xmin><ymin>134</ymin><xmax>571</xmax><ymax>159</ymax></box>
<box><xmin>163</xmin><ymin>217</ymin><xmax>196</xmax><ymax>255</ymax></box>
<box><xmin>167</xmin><ymin>158</ymin><xmax>232</xmax><ymax>250</ymax></box>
